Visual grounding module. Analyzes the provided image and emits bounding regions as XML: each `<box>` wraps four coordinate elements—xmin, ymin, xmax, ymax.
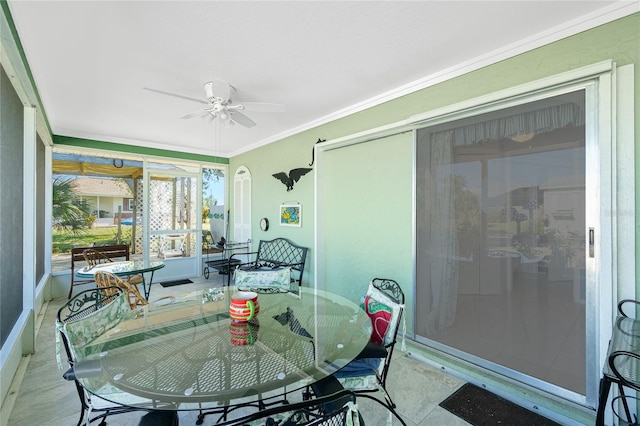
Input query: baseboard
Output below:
<box><xmin>0</xmin><ymin>350</ymin><xmax>31</xmax><ymax>426</ymax></box>
<box><xmin>0</xmin><ymin>273</ymin><xmax>50</xmax><ymax>413</ymax></box>
<box><xmin>0</xmin><ymin>310</ymin><xmax>33</xmax><ymax>410</ymax></box>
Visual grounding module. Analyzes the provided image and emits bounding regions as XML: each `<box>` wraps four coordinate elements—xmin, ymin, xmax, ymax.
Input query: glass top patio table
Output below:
<box><xmin>75</xmin><ymin>260</ymin><xmax>165</xmax><ymax>300</ymax></box>
<box><xmin>69</xmin><ymin>286</ymin><xmax>371</xmax><ymax>411</ymax></box>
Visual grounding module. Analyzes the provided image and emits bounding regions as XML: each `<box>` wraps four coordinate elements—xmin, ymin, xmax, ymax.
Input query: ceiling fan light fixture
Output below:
<box><xmin>149</xmin><ymin>77</ymin><xmax>282</xmax><ymax>129</ymax></box>
<box><xmin>511</xmin><ymin>132</ymin><xmax>535</xmax><ymax>143</ymax></box>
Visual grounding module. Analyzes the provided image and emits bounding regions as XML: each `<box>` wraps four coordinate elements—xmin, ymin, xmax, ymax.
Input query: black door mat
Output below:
<box><xmin>439</xmin><ymin>383</ymin><xmax>560</xmax><ymax>426</ymax></box>
<box><xmin>159</xmin><ymin>279</ymin><xmax>193</xmax><ymax>288</ymax></box>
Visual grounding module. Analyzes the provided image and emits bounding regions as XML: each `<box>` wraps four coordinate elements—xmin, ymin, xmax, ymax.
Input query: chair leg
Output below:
<box><xmin>73</xmin><ymin>381</ymin><xmax>88</xmax><ymax>426</ymax></box>
<box><xmin>378</xmin><ymin>384</ymin><xmax>396</xmax><ymax>409</ymax></box>
<box><xmin>76</xmin><ymin>410</ymin><xmax>84</xmax><ymax>426</ymax></box>
<box><xmin>596</xmin><ymin>377</ymin><xmax>612</xmax><ymax>426</ymax></box>
<box><xmin>617</xmin><ymin>383</ymin><xmax>633</xmax><ymax>424</ymax></box>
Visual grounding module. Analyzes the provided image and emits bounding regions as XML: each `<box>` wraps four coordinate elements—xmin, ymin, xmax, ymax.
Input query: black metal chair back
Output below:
<box><xmin>221</xmin><ymin>389</ymin><xmax>359</xmax><ymax>426</ymax></box>
<box><xmin>228</xmin><ymin>238</ymin><xmax>309</xmax><ymax>290</ymax></box>
<box><xmin>57</xmin><ymin>287</ymin><xmax>138</xmax><ymax>426</ymax></box>
<box><xmin>255</xmin><ymin>238</ymin><xmax>308</xmax><ymax>284</ymax></box>
<box><xmin>370</xmin><ymin>277</ymin><xmax>404</xmax><ymax>389</ymax></box>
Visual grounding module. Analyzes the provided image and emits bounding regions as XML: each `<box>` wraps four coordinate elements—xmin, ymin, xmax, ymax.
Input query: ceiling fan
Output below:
<box><xmin>144</xmin><ymin>77</ymin><xmax>285</xmax><ymax>128</ymax></box>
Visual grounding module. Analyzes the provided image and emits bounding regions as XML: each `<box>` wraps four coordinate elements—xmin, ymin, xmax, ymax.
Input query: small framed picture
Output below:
<box><xmin>280</xmin><ymin>203</ymin><xmax>302</xmax><ymax>227</ymax></box>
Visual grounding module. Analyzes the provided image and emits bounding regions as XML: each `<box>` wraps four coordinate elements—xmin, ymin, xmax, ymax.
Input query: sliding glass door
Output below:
<box><xmin>415</xmin><ymin>89</ymin><xmax>588</xmax><ymax>398</ymax></box>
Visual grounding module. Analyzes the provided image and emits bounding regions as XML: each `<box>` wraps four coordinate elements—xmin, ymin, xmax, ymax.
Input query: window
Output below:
<box><xmin>123</xmin><ymin>198</ymin><xmax>134</xmax><ymax>211</ymax></box>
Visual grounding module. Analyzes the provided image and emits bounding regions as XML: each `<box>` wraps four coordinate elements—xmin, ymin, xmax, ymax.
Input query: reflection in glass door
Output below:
<box><xmin>233</xmin><ymin>166</ymin><xmax>251</xmax><ymax>244</ymax></box>
<box><xmin>415</xmin><ymin>90</ymin><xmax>586</xmax><ymax>396</ymax></box>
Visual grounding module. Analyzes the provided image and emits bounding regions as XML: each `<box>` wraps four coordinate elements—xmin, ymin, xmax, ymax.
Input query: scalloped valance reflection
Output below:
<box><xmin>449</xmin><ymin>102</ymin><xmax>584</xmax><ymax>146</ymax></box>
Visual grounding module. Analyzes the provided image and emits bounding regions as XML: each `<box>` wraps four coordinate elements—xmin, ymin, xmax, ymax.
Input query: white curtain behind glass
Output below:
<box><xmin>418</xmin><ymin>130</ymin><xmax>459</xmax><ymax>336</ymax></box>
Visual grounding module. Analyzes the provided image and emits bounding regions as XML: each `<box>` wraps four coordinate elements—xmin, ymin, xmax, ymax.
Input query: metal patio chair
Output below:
<box><xmin>57</xmin><ymin>287</ymin><xmax>139</xmax><ymax>425</ymax></box>
<box><xmin>58</xmin><ymin>287</ymin><xmax>179</xmax><ymax>425</ymax></box>
<box><xmin>334</xmin><ymin>278</ymin><xmax>406</xmax><ymax>425</ymax></box>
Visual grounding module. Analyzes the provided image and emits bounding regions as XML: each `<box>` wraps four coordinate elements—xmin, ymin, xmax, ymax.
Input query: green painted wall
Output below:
<box><xmin>231</xmin><ymin>131</ymin><xmax>318</xmax><ymax>280</ymax></box>
<box><xmin>322</xmin><ymin>133</ymin><xmax>414</xmax><ymax>308</ymax></box>
<box><xmin>230</xmin><ymin>13</ymin><xmax>639</xmax><ymax>301</ymax></box>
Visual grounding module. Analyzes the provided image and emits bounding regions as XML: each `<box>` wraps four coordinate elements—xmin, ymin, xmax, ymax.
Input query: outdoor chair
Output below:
<box><xmin>334</xmin><ymin>278</ymin><xmax>406</xmax><ymax>425</ymax></box>
<box><xmin>69</xmin><ymin>245</ymin><xmax>129</xmax><ymax>299</ymax></box>
<box><xmin>215</xmin><ymin>389</ymin><xmax>361</xmax><ymax>426</ymax></box>
<box><xmin>228</xmin><ymin>237</ymin><xmax>308</xmax><ymax>293</ymax></box>
<box><xmin>83</xmin><ymin>247</ymin><xmax>143</xmax><ymax>285</ymax></box>
<box><xmin>94</xmin><ymin>270</ymin><xmax>148</xmax><ymax>310</ymax></box>
<box><xmin>58</xmin><ymin>287</ymin><xmax>179</xmax><ymax>426</ymax></box>
<box><xmin>56</xmin><ymin>287</ymin><xmax>140</xmax><ymax>426</ymax></box>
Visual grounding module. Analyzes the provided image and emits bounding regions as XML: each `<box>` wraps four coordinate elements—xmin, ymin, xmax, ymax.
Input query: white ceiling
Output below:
<box><xmin>7</xmin><ymin>1</ymin><xmax>637</xmax><ymax>158</ymax></box>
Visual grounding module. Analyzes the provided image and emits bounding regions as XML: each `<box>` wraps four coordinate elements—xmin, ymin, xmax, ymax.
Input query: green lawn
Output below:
<box><xmin>52</xmin><ymin>227</ymin><xmax>132</xmax><ymax>253</ymax></box>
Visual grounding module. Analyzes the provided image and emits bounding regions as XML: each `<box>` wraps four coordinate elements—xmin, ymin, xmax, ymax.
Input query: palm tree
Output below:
<box><xmin>52</xmin><ymin>177</ymin><xmax>93</xmax><ymax>233</ymax></box>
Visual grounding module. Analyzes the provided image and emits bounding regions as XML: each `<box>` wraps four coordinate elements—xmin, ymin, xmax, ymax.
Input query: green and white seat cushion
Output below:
<box><xmin>56</xmin><ymin>291</ymin><xmax>133</xmax><ymax>368</ymax></box>
<box><xmin>56</xmin><ymin>292</ymin><xmax>147</xmax><ymax>415</ymax></box>
<box><xmin>235</xmin><ymin>267</ymin><xmax>292</xmax><ymax>292</ymax></box>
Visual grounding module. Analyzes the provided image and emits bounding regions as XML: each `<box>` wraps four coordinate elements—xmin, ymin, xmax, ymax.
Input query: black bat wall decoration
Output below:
<box><xmin>272</xmin><ymin>168</ymin><xmax>312</xmax><ymax>191</ymax></box>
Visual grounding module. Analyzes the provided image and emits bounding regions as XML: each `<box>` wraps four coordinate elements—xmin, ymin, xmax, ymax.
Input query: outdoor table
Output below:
<box><xmin>75</xmin><ymin>260</ymin><xmax>165</xmax><ymax>300</ymax></box>
<box><xmin>68</xmin><ymin>286</ymin><xmax>371</xmax><ymax>415</ymax></box>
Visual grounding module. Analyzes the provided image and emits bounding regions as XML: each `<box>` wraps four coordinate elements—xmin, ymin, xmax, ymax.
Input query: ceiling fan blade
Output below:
<box><xmin>229</xmin><ymin>110</ymin><xmax>256</xmax><ymax>128</ymax></box>
<box><xmin>179</xmin><ymin>108</ymin><xmax>212</xmax><ymax>119</ymax></box>
<box><xmin>143</xmin><ymin>87</ymin><xmax>208</xmax><ymax>105</ymax></box>
<box><xmin>241</xmin><ymin>102</ymin><xmax>286</xmax><ymax>113</ymax></box>
<box><xmin>204</xmin><ymin>77</ymin><xmax>232</xmax><ymax>102</ymax></box>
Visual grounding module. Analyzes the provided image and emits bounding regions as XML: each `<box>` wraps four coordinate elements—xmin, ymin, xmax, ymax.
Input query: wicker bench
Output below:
<box><xmin>226</xmin><ymin>238</ymin><xmax>308</xmax><ymax>291</ymax></box>
<box><xmin>69</xmin><ymin>244</ymin><xmax>130</xmax><ymax>299</ymax></box>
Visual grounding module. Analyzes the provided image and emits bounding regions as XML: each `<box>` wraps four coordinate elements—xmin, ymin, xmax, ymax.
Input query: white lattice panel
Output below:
<box><xmin>147</xmin><ymin>177</ymin><xmax>198</xmax><ymax>258</ymax></box>
<box><xmin>133</xmin><ymin>177</ymin><xmax>144</xmax><ymax>254</ymax></box>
